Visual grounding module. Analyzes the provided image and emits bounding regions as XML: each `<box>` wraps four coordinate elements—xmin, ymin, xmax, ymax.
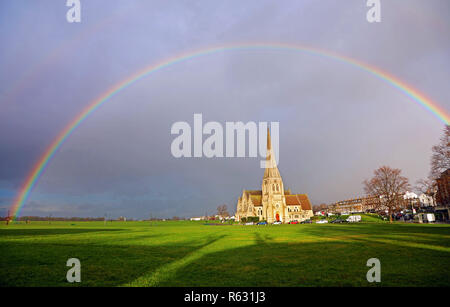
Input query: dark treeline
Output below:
<box><xmin>0</xmin><ymin>216</ymin><xmax>189</xmax><ymax>222</ymax></box>
<box><xmin>1</xmin><ymin>216</ymin><xmax>107</xmax><ymax>221</ymax></box>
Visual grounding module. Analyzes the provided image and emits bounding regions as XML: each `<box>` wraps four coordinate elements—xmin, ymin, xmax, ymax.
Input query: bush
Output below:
<box><xmin>248</xmin><ymin>216</ymin><xmax>260</xmax><ymax>223</ymax></box>
<box><xmin>240</xmin><ymin>216</ymin><xmax>260</xmax><ymax>223</ymax></box>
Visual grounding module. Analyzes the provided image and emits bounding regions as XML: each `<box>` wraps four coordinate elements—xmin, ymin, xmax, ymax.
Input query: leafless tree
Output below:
<box><xmin>415</xmin><ymin>177</ymin><xmax>437</xmax><ymax>206</ymax></box>
<box><xmin>430</xmin><ymin>125</ymin><xmax>450</xmax><ymax>180</ymax></box>
<box><xmin>313</xmin><ymin>203</ymin><xmax>328</xmax><ymax>213</ymax></box>
<box><xmin>363</xmin><ymin>166</ymin><xmax>410</xmax><ymax>223</ymax></box>
<box><xmin>217</xmin><ymin>204</ymin><xmax>229</xmax><ymax>217</ymax></box>
<box><xmin>5</xmin><ymin>210</ymin><xmax>10</xmax><ymax>225</ymax></box>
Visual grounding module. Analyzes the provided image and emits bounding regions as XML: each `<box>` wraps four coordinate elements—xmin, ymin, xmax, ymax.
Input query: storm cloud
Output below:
<box><xmin>0</xmin><ymin>0</ymin><xmax>448</xmax><ymax>218</ymax></box>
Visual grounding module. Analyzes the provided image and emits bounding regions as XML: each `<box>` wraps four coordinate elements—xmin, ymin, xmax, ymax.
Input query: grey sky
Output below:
<box><xmin>0</xmin><ymin>0</ymin><xmax>449</xmax><ymax>218</ymax></box>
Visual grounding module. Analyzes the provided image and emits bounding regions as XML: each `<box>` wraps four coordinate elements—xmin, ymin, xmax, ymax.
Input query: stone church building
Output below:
<box><xmin>235</xmin><ymin>129</ymin><xmax>313</xmax><ymax>223</ymax></box>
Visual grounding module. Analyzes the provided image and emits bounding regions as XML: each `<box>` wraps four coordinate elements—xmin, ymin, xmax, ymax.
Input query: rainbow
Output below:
<box><xmin>10</xmin><ymin>43</ymin><xmax>450</xmax><ymax>217</ymax></box>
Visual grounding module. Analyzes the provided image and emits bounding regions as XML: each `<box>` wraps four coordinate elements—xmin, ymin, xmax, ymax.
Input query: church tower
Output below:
<box><xmin>262</xmin><ymin>128</ymin><xmax>286</xmax><ymax>223</ymax></box>
<box><xmin>234</xmin><ymin>127</ymin><xmax>314</xmax><ymax>224</ymax></box>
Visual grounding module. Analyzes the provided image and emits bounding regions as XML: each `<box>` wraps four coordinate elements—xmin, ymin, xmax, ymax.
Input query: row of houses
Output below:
<box><xmin>325</xmin><ymin>193</ymin><xmax>432</xmax><ymax>214</ymax></box>
<box><xmin>321</xmin><ymin>169</ymin><xmax>450</xmax><ymax>221</ymax></box>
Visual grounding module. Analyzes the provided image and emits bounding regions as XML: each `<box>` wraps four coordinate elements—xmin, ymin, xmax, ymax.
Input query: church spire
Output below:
<box><xmin>264</xmin><ymin>127</ymin><xmax>281</xmax><ymax>179</ymax></box>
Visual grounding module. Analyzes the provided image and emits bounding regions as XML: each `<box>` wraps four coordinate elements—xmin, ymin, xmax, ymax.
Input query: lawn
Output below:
<box><xmin>0</xmin><ymin>221</ymin><xmax>449</xmax><ymax>287</ymax></box>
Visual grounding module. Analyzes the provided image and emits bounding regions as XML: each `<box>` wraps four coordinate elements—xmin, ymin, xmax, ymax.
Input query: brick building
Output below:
<box><xmin>435</xmin><ymin>169</ymin><xmax>450</xmax><ymax>220</ymax></box>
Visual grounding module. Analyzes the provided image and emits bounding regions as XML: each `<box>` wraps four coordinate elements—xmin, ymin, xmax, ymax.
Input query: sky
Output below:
<box><xmin>0</xmin><ymin>0</ymin><xmax>449</xmax><ymax>219</ymax></box>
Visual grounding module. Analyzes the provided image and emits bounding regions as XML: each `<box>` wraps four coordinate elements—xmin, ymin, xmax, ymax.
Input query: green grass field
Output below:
<box><xmin>1</xmin><ymin>220</ymin><xmax>449</xmax><ymax>287</ymax></box>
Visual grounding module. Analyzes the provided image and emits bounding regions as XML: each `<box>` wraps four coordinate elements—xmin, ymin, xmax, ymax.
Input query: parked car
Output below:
<box><xmin>403</xmin><ymin>213</ymin><xmax>414</xmax><ymax>221</ymax></box>
<box><xmin>331</xmin><ymin>218</ymin><xmax>347</xmax><ymax>223</ymax></box>
<box><xmin>289</xmin><ymin>220</ymin><xmax>299</xmax><ymax>224</ymax></box>
<box><xmin>257</xmin><ymin>221</ymin><xmax>268</xmax><ymax>225</ymax></box>
<box><xmin>300</xmin><ymin>220</ymin><xmax>312</xmax><ymax>224</ymax></box>
<box><xmin>316</xmin><ymin>220</ymin><xmax>328</xmax><ymax>224</ymax></box>
<box><xmin>273</xmin><ymin>221</ymin><xmax>282</xmax><ymax>225</ymax></box>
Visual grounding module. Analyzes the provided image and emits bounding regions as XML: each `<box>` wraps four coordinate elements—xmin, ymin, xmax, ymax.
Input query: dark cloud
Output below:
<box><xmin>0</xmin><ymin>0</ymin><xmax>448</xmax><ymax>218</ymax></box>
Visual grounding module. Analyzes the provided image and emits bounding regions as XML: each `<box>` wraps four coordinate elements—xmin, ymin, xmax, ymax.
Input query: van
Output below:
<box><xmin>346</xmin><ymin>215</ymin><xmax>361</xmax><ymax>223</ymax></box>
<box><xmin>426</xmin><ymin>213</ymin><xmax>435</xmax><ymax>223</ymax></box>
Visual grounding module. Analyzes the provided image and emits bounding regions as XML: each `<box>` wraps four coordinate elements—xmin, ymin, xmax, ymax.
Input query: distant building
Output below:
<box><xmin>235</xmin><ymin>129</ymin><xmax>313</xmax><ymax>223</ymax></box>
<box><xmin>436</xmin><ymin>169</ymin><xmax>450</xmax><ymax>206</ymax></box>
<box><xmin>435</xmin><ymin>169</ymin><xmax>450</xmax><ymax>220</ymax></box>
<box><xmin>403</xmin><ymin>191</ymin><xmax>418</xmax><ymax>200</ymax></box>
<box><xmin>418</xmin><ymin>193</ymin><xmax>435</xmax><ymax>207</ymax></box>
<box><xmin>328</xmin><ymin>192</ymin><xmax>420</xmax><ymax>215</ymax></box>
<box><xmin>328</xmin><ymin>196</ymin><xmax>380</xmax><ymax>214</ymax></box>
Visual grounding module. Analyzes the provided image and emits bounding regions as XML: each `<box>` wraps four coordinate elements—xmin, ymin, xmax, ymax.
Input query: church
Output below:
<box><xmin>235</xmin><ymin>129</ymin><xmax>313</xmax><ymax>223</ymax></box>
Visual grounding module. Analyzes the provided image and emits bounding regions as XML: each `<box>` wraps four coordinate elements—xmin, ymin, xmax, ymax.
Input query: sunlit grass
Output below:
<box><xmin>0</xmin><ymin>221</ymin><xmax>449</xmax><ymax>286</ymax></box>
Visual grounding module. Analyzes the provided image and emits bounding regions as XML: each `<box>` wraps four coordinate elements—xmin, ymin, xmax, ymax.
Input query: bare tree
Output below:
<box><xmin>430</xmin><ymin>125</ymin><xmax>450</xmax><ymax>180</ymax></box>
<box><xmin>217</xmin><ymin>204</ymin><xmax>229</xmax><ymax>218</ymax></box>
<box><xmin>415</xmin><ymin>177</ymin><xmax>437</xmax><ymax>206</ymax></box>
<box><xmin>363</xmin><ymin>166</ymin><xmax>410</xmax><ymax>223</ymax></box>
<box><xmin>312</xmin><ymin>203</ymin><xmax>328</xmax><ymax>213</ymax></box>
<box><xmin>5</xmin><ymin>210</ymin><xmax>10</xmax><ymax>226</ymax></box>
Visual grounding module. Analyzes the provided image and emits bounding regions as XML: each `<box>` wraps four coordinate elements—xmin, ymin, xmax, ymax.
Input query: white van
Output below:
<box><xmin>346</xmin><ymin>215</ymin><xmax>361</xmax><ymax>223</ymax></box>
<box><xmin>417</xmin><ymin>213</ymin><xmax>436</xmax><ymax>223</ymax></box>
<box><xmin>426</xmin><ymin>213</ymin><xmax>436</xmax><ymax>222</ymax></box>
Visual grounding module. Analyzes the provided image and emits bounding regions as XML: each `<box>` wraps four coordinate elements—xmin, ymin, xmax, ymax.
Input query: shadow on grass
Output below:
<box><xmin>0</xmin><ymin>228</ymin><xmax>124</xmax><ymax>237</ymax></box>
<box><xmin>0</xmin><ymin>240</ymin><xmax>197</xmax><ymax>287</ymax></box>
<box><xmin>1</xmin><ymin>224</ymin><xmax>449</xmax><ymax>287</ymax></box>
<box><xmin>126</xmin><ymin>234</ymin><xmax>228</xmax><ymax>286</ymax></box>
<box><xmin>0</xmin><ymin>234</ymin><xmax>227</xmax><ymax>287</ymax></box>
<box><xmin>297</xmin><ymin>224</ymin><xmax>450</xmax><ymax>249</ymax></box>
<box><xmin>162</xmin><ymin>227</ymin><xmax>450</xmax><ymax>287</ymax></box>
<box><xmin>298</xmin><ymin>223</ymin><xmax>450</xmax><ymax>236</ymax></box>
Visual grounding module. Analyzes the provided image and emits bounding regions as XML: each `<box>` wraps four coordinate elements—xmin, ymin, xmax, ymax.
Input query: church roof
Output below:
<box><xmin>241</xmin><ymin>190</ymin><xmax>312</xmax><ymax>210</ymax></box>
<box><xmin>246</xmin><ymin>190</ymin><xmax>262</xmax><ymax>195</ymax></box>
<box><xmin>285</xmin><ymin>194</ymin><xmax>312</xmax><ymax>211</ymax></box>
<box><xmin>250</xmin><ymin>195</ymin><xmax>262</xmax><ymax>206</ymax></box>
